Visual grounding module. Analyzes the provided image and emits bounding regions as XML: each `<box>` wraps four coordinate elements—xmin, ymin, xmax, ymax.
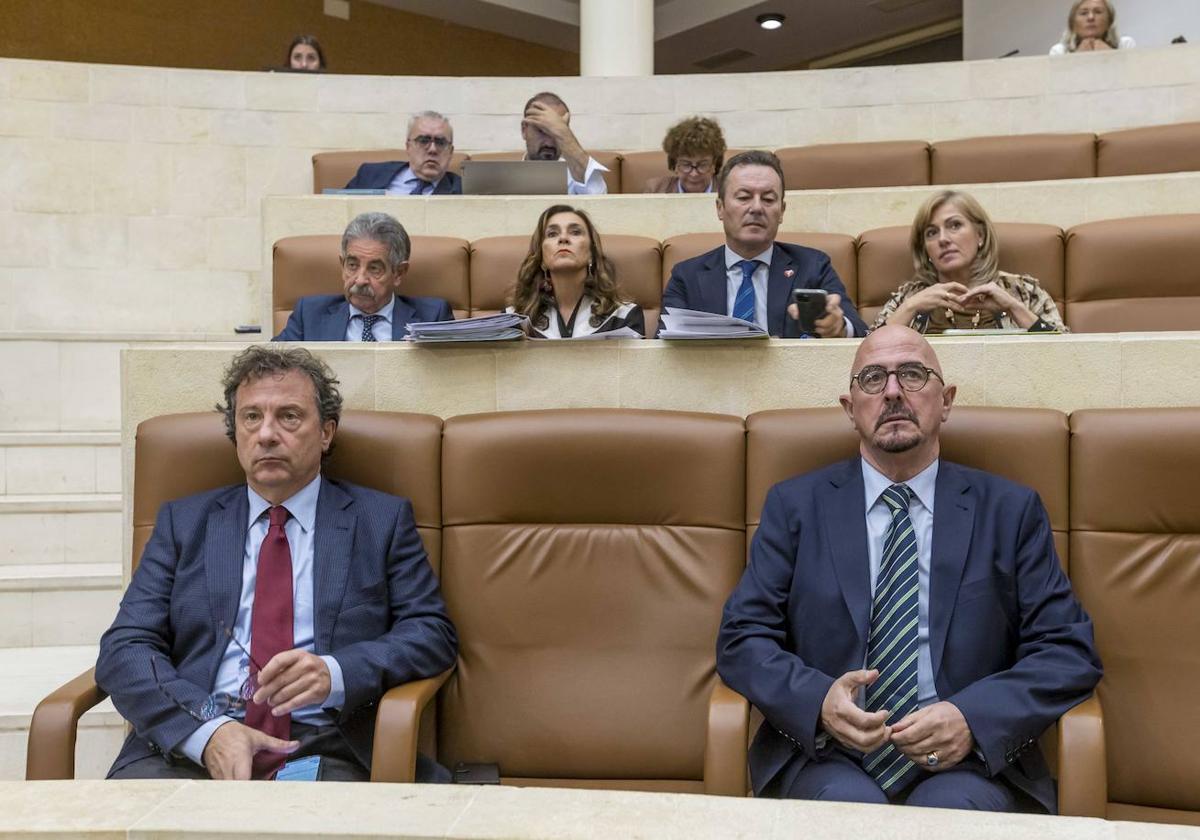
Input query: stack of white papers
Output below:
<box><xmin>659</xmin><ymin>308</ymin><xmax>768</xmax><ymax>340</ymax></box>
<box><xmin>406</xmin><ymin>313</ymin><xmax>529</xmax><ymax>343</ymax></box>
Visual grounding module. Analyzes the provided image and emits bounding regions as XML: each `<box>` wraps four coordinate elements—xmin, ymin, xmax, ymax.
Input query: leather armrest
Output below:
<box><xmin>369</xmin><ymin>668</ymin><xmax>454</xmax><ymax>783</ymax></box>
<box><xmin>703</xmin><ymin>678</ymin><xmax>750</xmax><ymax>796</ymax></box>
<box><xmin>26</xmin><ymin>667</ymin><xmax>108</xmax><ymax>780</ymax></box>
<box><xmin>1057</xmin><ymin>693</ymin><xmax>1106</xmax><ymax>818</ymax></box>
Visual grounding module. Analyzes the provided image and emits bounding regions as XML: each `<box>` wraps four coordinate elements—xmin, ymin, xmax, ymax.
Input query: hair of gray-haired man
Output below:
<box><xmin>407</xmin><ymin>110</ymin><xmax>453</xmax><ymax>143</ymax></box>
<box><xmin>340</xmin><ymin>212</ymin><xmax>412</xmax><ymax>272</ymax></box>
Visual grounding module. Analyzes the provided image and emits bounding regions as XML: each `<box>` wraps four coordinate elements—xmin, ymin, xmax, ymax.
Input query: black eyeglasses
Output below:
<box><xmin>851</xmin><ymin>363</ymin><xmax>944</xmax><ymax>395</ymax></box>
<box><xmin>151</xmin><ymin>623</ymin><xmax>265</xmax><ymax>722</ymax></box>
<box><xmin>408</xmin><ymin>135</ymin><xmax>450</xmax><ymax>150</ymax></box>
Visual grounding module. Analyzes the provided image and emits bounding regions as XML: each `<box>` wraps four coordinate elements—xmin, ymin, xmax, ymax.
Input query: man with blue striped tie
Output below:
<box><xmin>717</xmin><ymin>325</ymin><xmax>1101</xmax><ymax>812</ymax></box>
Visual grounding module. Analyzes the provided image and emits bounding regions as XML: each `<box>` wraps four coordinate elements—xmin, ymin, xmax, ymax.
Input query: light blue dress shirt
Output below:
<box><xmin>180</xmin><ymin>474</ymin><xmax>346</xmax><ymax>764</ymax></box>
<box><xmin>861</xmin><ymin>457</ymin><xmax>939</xmax><ymax>709</ymax></box>
<box><xmin>722</xmin><ymin>246</ymin><xmax>857</xmax><ymax>337</ymax></box>
<box><xmin>385</xmin><ymin>163</ymin><xmax>445</xmax><ymax>196</ymax></box>
<box><xmin>344</xmin><ymin>295</ymin><xmax>395</xmax><ymax>342</ymax></box>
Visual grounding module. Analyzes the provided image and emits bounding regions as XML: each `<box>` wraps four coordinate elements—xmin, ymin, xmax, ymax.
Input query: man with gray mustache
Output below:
<box><xmin>718</xmin><ymin>326</ymin><xmax>1100</xmax><ymax>812</ymax></box>
<box><xmin>274</xmin><ymin>212</ymin><xmax>453</xmax><ymax>342</ymax></box>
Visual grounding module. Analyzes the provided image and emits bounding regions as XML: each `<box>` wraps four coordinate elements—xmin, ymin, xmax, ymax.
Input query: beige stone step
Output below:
<box><xmin>0</xmin><ymin>495</ymin><xmax>121</xmax><ymax>568</ymax></box>
<box><xmin>0</xmin><ymin>563</ymin><xmax>122</xmax><ymax>648</ymax></box>
<box><xmin>0</xmin><ymin>645</ymin><xmax>123</xmax><ymax>780</ymax></box>
<box><xmin>0</xmin><ymin>433</ymin><xmax>120</xmax><ymax>496</ymax></box>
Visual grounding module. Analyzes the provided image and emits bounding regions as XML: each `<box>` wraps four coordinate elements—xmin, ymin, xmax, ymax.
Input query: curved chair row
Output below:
<box><xmin>27</xmin><ymin>405</ymin><xmax>1200</xmax><ymax>826</ymax></box>
<box><xmin>272</xmin><ymin>213</ymin><xmax>1200</xmax><ymax>336</ymax></box>
<box><xmin>312</xmin><ymin>121</ymin><xmax>1200</xmax><ymax>194</ymax></box>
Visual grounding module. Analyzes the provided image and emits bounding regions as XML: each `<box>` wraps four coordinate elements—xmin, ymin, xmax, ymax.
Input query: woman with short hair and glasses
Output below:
<box><xmin>645</xmin><ymin>116</ymin><xmax>727</xmax><ymax>194</ymax></box>
<box><xmin>872</xmin><ymin>190</ymin><xmax>1067</xmax><ymax>335</ymax></box>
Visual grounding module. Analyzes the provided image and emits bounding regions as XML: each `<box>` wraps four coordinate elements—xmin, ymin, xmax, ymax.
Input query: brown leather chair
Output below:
<box><xmin>745</xmin><ymin>406</ymin><xmax>1101</xmax><ymax>815</ymax></box>
<box><xmin>776</xmin><ymin>141</ymin><xmax>931</xmax><ymax>190</ymax></box>
<box><xmin>659</xmin><ymin>233</ymin><xmax>859</xmax><ymax>308</ymax></box>
<box><xmin>618</xmin><ymin>149</ymin><xmax>747</xmax><ymax>194</ymax></box>
<box><xmin>466</xmin><ymin>150</ymin><xmax>622</xmax><ymax>194</ymax></box>
<box><xmin>26</xmin><ymin>410</ymin><xmax>446</xmax><ymax>781</ymax></box>
<box><xmin>1064</xmin><ymin>214</ymin><xmax>1200</xmax><ymax>333</ymax></box>
<box><xmin>312</xmin><ymin>150</ymin><xmax>469</xmax><ymax>194</ymax></box>
<box><xmin>856</xmin><ymin>223</ymin><xmax>1066</xmax><ymax>327</ymax></box>
<box><xmin>1097</xmin><ymin>122</ymin><xmax>1200</xmax><ymax>178</ymax></box>
<box><xmin>931</xmin><ymin>134</ymin><xmax>1096</xmax><ymax>185</ymax></box>
<box><xmin>1069</xmin><ymin>408</ymin><xmax>1200</xmax><ymax>826</ymax></box>
<box><xmin>271</xmin><ymin>234</ymin><xmax>471</xmax><ymax>334</ymax></box>
<box><xmin>467</xmin><ymin>234</ymin><xmax>662</xmax><ymax>335</ymax></box>
<box><xmin>378</xmin><ymin>409</ymin><xmax>750</xmax><ymax>794</ymax></box>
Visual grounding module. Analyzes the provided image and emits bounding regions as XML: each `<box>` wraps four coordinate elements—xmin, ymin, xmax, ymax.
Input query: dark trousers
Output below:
<box><xmin>109</xmin><ymin>721</ymin><xmax>451</xmax><ymax>783</ymax></box>
<box><xmin>777</xmin><ymin>750</ymin><xmax>1022</xmax><ymax>812</ymax></box>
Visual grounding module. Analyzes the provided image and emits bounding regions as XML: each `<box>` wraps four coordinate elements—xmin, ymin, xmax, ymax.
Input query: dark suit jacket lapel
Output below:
<box><xmin>313</xmin><ymin>479</ymin><xmax>355</xmax><ymax>651</ymax></box>
<box><xmin>822</xmin><ymin>459</ymin><xmax>872</xmax><ymax>644</ymax></box>
<box><xmin>766</xmin><ymin>244</ymin><xmax>798</xmax><ymax>337</ymax></box>
<box><xmin>318</xmin><ymin>299</ymin><xmax>352</xmax><ymax>341</ymax></box>
<box><xmin>204</xmin><ymin>487</ymin><xmax>248</xmax><ymax>673</ymax></box>
<box><xmin>697</xmin><ymin>249</ymin><xmax>729</xmax><ymax>316</ymax></box>
<box><xmin>929</xmin><ymin>462</ymin><xmax>974</xmax><ymax>680</ymax></box>
<box><xmin>391</xmin><ymin>296</ymin><xmax>417</xmax><ymax>339</ymax></box>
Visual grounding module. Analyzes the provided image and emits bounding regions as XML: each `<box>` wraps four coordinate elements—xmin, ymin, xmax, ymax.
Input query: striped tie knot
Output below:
<box><xmin>732</xmin><ymin>260</ymin><xmax>759</xmax><ymax>323</ymax></box>
<box><xmin>881</xmin><ymin>483</ymin><xmax>913</xmax><ymax>514</ymax></box>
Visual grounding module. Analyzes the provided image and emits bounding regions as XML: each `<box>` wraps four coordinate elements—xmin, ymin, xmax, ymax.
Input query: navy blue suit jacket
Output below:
<box><xmin>273</xmin><ymin>294</ymin><xmax>454</xmax><ymax>342</ymax></box>
<box><xmin>344</xmin><ymin>162</ymin><xmax>462</xmax><ymax>195</ymax></box>
<box><xmin>96</xmin><ymin>479</ymin><xmax>457</xmax><ymax>775</ymax></box>
<box><xmin>717</xmin><ymin>459</ymin><xmax>1101</xmax><ymax>812</ymax></box>
<box><xmin>661</xmin><ymin>242</ymin><xmax>868</xmax><ymax>338</ymax></box>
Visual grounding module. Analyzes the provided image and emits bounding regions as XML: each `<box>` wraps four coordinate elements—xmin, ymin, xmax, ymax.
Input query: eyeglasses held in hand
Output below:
<box><xmin>150</xmin><ymin>622</ymin><xmax>266</xmax><ymax>722</ymax></box>
<box><xmin>851</xmin><ymin>363</ymin><xmax>944</xmax><ymax>394</ymax></box>
<box><xmin>409</xmin><ymin>134</ymin><xmax>450</xmax><ymax>150</ymax></box>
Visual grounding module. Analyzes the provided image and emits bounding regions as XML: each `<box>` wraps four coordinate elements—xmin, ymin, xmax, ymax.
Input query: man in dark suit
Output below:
<box><xmin>344</xmin><ymin>111</ymin><xmax>462</xmax><ymax>195</ymax></box>
<box><xmin>96</xmin><ymin>345</ymin><xmax>457</xmax><ymax>781</ymax></box>
<box><xmin>717</xmin><ymin>325</ymin><xmax>1101</xmax><ymax>812</ymax></box>
<box><xmin>661</xmin><ymin>150</ymin><xmax>867</xmax><ymax>338</ymax></box>
<box><xmin>274</xmin><ymin>211</ymin><xmax>454</xmax><ymax>342</ymax></box>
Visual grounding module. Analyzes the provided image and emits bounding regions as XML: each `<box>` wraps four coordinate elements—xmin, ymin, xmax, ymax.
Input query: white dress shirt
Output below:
<box><xmin>567</xmin><ymin>156</ymin><xmax>609</xmax><ymax>195</ymax></box>
<box><xmin>180</xmin><ymin>475</ymin><xmax>346</xmax><ymax>763</ymax></box>
<box><xmin>344</xmin><ymin>295</ymin><xmax>395</xmax><ymax>342</ymax></box>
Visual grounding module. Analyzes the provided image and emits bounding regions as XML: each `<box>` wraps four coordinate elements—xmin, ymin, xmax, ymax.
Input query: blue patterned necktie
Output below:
<box><xmin>862</xmin><ymin>483</ymin><xmax>923</xmax><ymax>795</ymax></box>
<box><xmin>409</xmin><ymin>179</ymin><xmax>430</xmax><ymax>195</ymax></box>
<box><xmin>732</xmin><ymin>260</ymin><xmax>758</xmax><ymax>324</ymax></box>
<box><xmin>360</xmin><ymin>314</ymin><xmax>382</xmax><ymax>342</ymax></box>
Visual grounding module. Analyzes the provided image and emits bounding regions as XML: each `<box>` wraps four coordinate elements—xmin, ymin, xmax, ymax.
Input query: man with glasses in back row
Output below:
<box><xmin>344</xmin><ymin>110</ymin><xmax>462</xmax><ymax>195</ymax></box>
<box><xmin>96</xmin><ymin>345</ymin><xmax>457</xmax><ymax>780</ymax></box>
<box><xmin>718</xmin><ymin>325</ymin><xmax>1101</xmax><ymax>812</ymax></box>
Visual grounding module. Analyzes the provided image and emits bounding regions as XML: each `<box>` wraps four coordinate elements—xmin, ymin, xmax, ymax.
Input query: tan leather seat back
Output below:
<box><xmin>618</xmin><ymin>149</ymin><xmax>746</xmax><ymax>194</ymax></box>
<box><xmin>931</xmin><ymin>134</ymin><xmax>1096</xmax><ymax>185</ymax></box>
<box><xmin>439</xmin><ymin>409</ymin><xmax>746</xmax><ymax>784</ymax></box>
<box><xmin>856</xmin><ymin>223</ymin><xmax>1066</xmax><ymax>327</ymax></box>
<box><xmin>745</xmin><ymin>407</ymin><xmax>1069</xmax><ymax>565</ymax></box>
<box><xmin>776</xmin><ymin>141</ymin><xmax>930</xmax><ymax>189</ymax></box>
<box><xmin>1070</xmin><ymin>409</ymin><xmax>1200</xmax><ymax>816</ymax></box>
<box><xmin>467</xmin><ymin>150</ymin><xmax>622</xmax><ymax>193</ymax></box>
<box><xmin>311</xmin><ymin>150</ymin><xmax>468</xmax><ymax>193</ymax></box>
<box><xmin>469</xmin><ymin>235</ymin><xmax>662</xmax><ymax>334</ymax></box>
<box><xmin>132</xmin><ymin>410</ymin><xmax>443</xmax><ymax>573</ymax></box>
<box><xmin>659</xmin><ymin>233</ymin><xmax>858</xmax><ymax>304</ymax></box>
<box><xmin>1065</xmin><ymin>214</ymin><xmax>1200</xmax><ymax>333</ymax></box>
<box><xmin>1097</xmin><ymin>122</ymin><xmax>1200</xmax><ymax>177</ymax></box>
<box><xmin>272</xmin><ymin>235</ymin><xmax>471</xmax><ymax>333</ymax></box>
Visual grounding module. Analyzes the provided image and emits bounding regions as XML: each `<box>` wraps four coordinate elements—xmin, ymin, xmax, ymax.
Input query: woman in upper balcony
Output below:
<box><xmin>645</xmin><ymin>116</ymin><xmax>727</xmax><ymax>194</ymax></box>
<box><xmin>872</xmin><ymin>190</ymin><xmax>1067</xmax><ymax>334</ymax></box>
<box><xmin>1050</xmin><ymin>0</ymin><xmax>1134</xmax><ymax>54</ymax></box>
<box><xmin>507</xmin><ymin>205</ymin><xmax>644</xmax><ymax>338</ymax></box>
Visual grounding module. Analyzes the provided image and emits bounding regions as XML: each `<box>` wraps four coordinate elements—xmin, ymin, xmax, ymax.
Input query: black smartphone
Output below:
<box><xmin>790</xmin><ymin>289</ymin><xmax>828</xmax><ymax>333</ymax></box>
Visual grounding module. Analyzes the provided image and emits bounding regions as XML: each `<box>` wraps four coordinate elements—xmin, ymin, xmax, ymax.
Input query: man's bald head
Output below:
<box><xmin>850</xmin><ymin>325</ymin><xmax>943</xmax><ymax>380</ymax></box>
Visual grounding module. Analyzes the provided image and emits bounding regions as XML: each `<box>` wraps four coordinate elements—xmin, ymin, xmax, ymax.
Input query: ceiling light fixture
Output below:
<box><xmin>757</xmin><ymin>13</ymin><xmax>786</xmax><ymax>30</ymax></box>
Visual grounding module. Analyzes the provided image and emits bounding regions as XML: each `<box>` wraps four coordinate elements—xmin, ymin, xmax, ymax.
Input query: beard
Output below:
<box><xmin>873</xmin><ymin>406</ymin><xmax>923</xmax><ymax>453</ymax></box>
<box><xmin>533</xmin><ymin>143</ymin><xmax>559</xmax><ymax>161</ymax></box>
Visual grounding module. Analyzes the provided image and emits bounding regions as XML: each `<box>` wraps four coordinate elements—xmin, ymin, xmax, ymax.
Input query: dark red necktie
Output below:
<box><xmin>246</xmin><ymin>505</ymin><xmax>294</xmax><ymax>779</ymax></box>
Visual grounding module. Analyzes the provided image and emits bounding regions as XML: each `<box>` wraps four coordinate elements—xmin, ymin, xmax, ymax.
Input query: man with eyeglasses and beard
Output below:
<box><xmin>345</xmin><ymin>111</ymin><xmax>462</xmax><ymax>195</ymax></box>
<box><xmin>717</xmin><ymin>325</ymin><xmax>1100</xmax><ymax>813</ymax></box>
<box><xmin>274</xmin><ymin>212</ymin><xmax>453</xmax><ymax>342</ymax></box>
<box><xmin>97</xmin><ymin>345</ymin><xmax>457</xmax><ymax>781</ymax></box>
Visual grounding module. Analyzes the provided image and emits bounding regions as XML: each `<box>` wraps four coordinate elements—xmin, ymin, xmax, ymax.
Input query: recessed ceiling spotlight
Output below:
<box><xmin>757</xmin><ymin>13</ymin><xmax>786</xmax><ymax>30</ymax></box>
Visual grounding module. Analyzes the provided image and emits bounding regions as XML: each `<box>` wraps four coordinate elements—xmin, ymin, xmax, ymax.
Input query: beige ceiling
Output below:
<box><xmin>368</xmin><ymin>0</ymin><xmax>962</xmax><ymax>72</ymax></box>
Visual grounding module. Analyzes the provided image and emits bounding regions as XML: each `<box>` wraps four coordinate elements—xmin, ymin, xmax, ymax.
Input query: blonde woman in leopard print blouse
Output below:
<box><xmin>872</xmin><ymin>190</ymin><xmax>1067</xmax><ymax>334</ymax></box>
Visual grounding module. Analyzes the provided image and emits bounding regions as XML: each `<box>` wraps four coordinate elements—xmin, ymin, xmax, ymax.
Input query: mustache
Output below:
<box><xmin>875</xmin><ymin>406</ymin><xmax>918</xmax><ymax>431</ymax></box>
<box><xmin>348</xmin><ymin>283</ymin><xmax>376</xmax><ymax>298</ymax></box>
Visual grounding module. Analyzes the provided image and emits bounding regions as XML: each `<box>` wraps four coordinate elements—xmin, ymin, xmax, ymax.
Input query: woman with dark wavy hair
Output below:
<box><xmin>507</xmin><ymin>205</ymin><xmax>644</xmax><ymax>338</ymax></box>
